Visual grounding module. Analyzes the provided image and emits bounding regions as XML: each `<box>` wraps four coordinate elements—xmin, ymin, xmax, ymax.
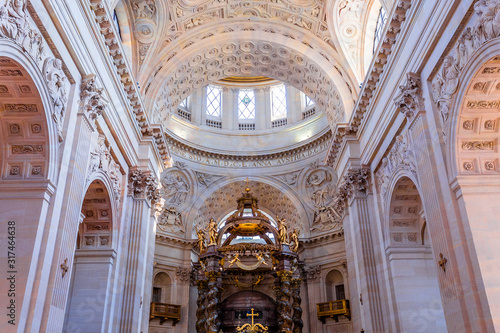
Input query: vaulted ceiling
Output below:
<box><xmin>114</xmin><ymin>0</ymin><xmax>389</xmax><ymax>128</ymax></box>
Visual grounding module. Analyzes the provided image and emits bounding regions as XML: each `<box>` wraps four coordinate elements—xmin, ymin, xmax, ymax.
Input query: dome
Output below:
<box><xmin>165</xmin><ymin>80</ymin><xmax>328</xmax><ymax>155</ymax></box>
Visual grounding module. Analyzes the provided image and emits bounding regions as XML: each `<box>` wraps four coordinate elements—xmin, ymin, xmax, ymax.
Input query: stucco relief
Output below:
<box><xmin>87</xmin><ymin>134</ymin><xmax>123</xmax><ymax>201</ymax></box>
<box><xmin>375</xmin><ymin>131</ymin><xmax>417</xmax><ymax>208</ymax></box>
<box><xmin>80</xmin><ymin>75</ymin><xmax>107</xmax><ymax>126</ymax></box>
<box><xmin>157</xmin><ymin>207</ymin><xmax>185</xmax><ymax>234</ymax></box>
<box><xmin>131</xmin><ymin>0</ymin><xmax>157</xmax><ymax>65</ymax></box>
<box><xmin>160</xmin><ymin>164</ymin><xmax>193</xmax><ymax>208</ymax></box>
<box><xmin>431</xmin><ymin>0</ymin><xmax>500</xmax><ymax>136</ymax></box>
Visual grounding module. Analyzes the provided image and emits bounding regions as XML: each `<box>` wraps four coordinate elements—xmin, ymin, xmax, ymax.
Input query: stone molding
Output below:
<box><xmin>166</xmin><ymin>129</ymin><xmax>332</xmax><ymax>168</ymax></box>
<box><xmin>128</xmin><ymin>168</ymin><xmax>159</xmax><ymax>203</ymax></box>
<box><xmin>326</xmin><ymin>0</ymin><xmax>413</xmax><ymax>166</ymax></box>
<box><xmin>88</xmin><ymin>0</ymin><xmax>171</xmax><ymax>166</ymax></box>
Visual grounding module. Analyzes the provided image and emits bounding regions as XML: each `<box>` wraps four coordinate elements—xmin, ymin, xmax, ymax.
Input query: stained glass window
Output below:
<box><xmin>271</xmin><ymin>85</ymin><xmax>287</xmax><ymax>120</ymax></box>
<box><xmin>238</xmin><ymin>90</ymin><xmax>255</xmax><ymax>119</ymax></box>
<box><xmin>206</xmin><ymin>86</ymin><xmax>222</xmax><ymax>117</ymax></box>
<box><xmin>373</xmin><ymin>7</ymin><xmax>388</xmax><ymax>54</ymax></box>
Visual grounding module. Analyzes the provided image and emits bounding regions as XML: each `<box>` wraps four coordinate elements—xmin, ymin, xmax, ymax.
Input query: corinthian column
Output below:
<box><xmin>119</xmin><ymin>169</ymin><xmax>159</xmax><ymax>332</ymax></box>
<box><xmin>339</xmin><ymin>167</ymin><xmax>385</xmax><ymax>332</ymax></box>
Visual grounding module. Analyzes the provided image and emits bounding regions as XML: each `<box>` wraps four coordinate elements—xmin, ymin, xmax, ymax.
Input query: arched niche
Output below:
<box><xmin>446</xmin><ymin>48</ymin><xmax>500</xmax><ymax>329</ymax></box>
<box><xmin>0</xmin><ymin>53</ymin><xmax>58</xmax><ymax>330</ymax></box>
<box><xmin>152</xmin><ymin>271</ymin><xmax>173</xmax><ymax>304</ymax></box>
<box><xmin>64</xmin><ymin>180</ymin><xmax>116</xmax><ymax>332</ymax></box>
<box><xmin>385</xmin><ymin>177</ymin><xmax>446</xmax><ymax>332</ymax></box>
<box><xmin>325</xmin><ymin>269</ymin><xmax>345</xmax><ymax>301</ymax></box>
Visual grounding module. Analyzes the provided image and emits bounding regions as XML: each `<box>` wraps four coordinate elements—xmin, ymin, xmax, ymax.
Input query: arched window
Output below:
<box><xmin>206</xmin><ymin>86</ymin><xmax>222</xmax><ymax>117</ymax></box>
<box><xmin>271</xmin><ymin>85</ymin><xmax>287</xmax><ymax>120</ymax></box>
<box><xmin>238</xmin><ymin>89</ymin><xmax>256</xmax><ymax>120</ymax></box>
<box><xmin>373</xmin><ymin>7</ymin><xmax>388</xmax><ymax>53</ymax></box>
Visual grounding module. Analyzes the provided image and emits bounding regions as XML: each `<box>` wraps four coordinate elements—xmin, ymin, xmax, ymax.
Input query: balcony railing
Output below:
<box><xmin>150</xmin><ymin>302</ymin><xmax>181</xmax><ymax>325</ymax></box>
<box><xmin>317</xmin><ymin>300</ymin><xmax>350</xmax><ymax>323</ymax></box>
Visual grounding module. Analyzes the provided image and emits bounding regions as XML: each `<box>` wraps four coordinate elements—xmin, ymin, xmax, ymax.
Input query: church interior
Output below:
<box><xmin>0</xmin><ymin>0</ymin><xmax>499</xmax><ymax>332</ymax></box>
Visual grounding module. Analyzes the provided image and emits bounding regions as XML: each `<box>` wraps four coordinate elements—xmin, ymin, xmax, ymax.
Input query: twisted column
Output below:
<box><xmin>291</xmin><ymin>279</ymin><xmax>303</xmax><ymax>333</ymax></box>
<box><xmin>278</xmin><ymin>271</ymin><xmax>293</xmax><ymax>333</ymax></box>
<box><xmin>274</xmin><ymin>284</ymin><xmax>284</xmax><ymax>329</ymax></box>
<box><xmin>205</xmin><ymin>272</ymin><xmax>221</xmax><ymax>333</ymax></box>
<box><xmin>196</xmin><ymin>280</ymin><xmax>208</xmax><ymax>333</ymax></box>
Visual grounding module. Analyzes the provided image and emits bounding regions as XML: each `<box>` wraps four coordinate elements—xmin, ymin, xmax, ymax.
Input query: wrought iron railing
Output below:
<box><xmin>317</xmin><ymin>300</ymin><xmax>350</xmax><ymax>322</ymax></box>
<box><xmin>150</xmin><ymin>302</ymin><xmax>181</xmax><ymax>325</ymax></box>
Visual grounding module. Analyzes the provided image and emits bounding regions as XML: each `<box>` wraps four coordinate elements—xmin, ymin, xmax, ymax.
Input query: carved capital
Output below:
<box><xmin>80</xmin><ymin>74</ymin><xmax>107</xmax><ymax>127</ymax></box>
<box><xmin>128</xmin><ymin>168</ymin><xmax>159</xmax><ymax>203</ymax></box>
<box><xmin>336</xmin><ymin>167</ymin><xmax>371</xmax><ymax>209</ymax></box>
<box><xmin>395</xmin><ymin>72</ymin><xmax>424</xmax><ymax>119</ymax></box>
<box><xmin>303</xmin><ymin>265</ymin><xmax>321</xmax><ymax>281</ymax></box>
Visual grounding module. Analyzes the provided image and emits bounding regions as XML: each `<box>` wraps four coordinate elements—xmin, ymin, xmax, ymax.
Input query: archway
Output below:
<box><xmin>325</xmin><ymin>269</ymin><xmax>345</xmax><ymax>301</ymax></box>
<box><xmin>0</xmin><ymin>55</ymin><xmax>55</xmax><ymax>330</ymax></box>
<box><xmin>221</xmin><ymin>291</ymin><xmax>278</xmax><ymax>333</ymax></box>
<box><xmin>63</xmin><ymin>180</ymin><xmax>115</xmax><ymax>332</ymax></box>
<box><xmin>450</xmin><ymin>53</ymin><xmax>500</xmax><ymax>329</ymax></box>
<box><xmin>152</xmin><ymin>272</ymin><xmax>173</xmax><ymax>304</ymax></box>
<box><xmin>386</xmin><ymin>177</ymin><xmax>446</xmax><ymax>332</ymax></box>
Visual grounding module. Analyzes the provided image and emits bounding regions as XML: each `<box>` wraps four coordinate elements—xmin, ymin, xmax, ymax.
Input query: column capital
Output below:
<box><xmin>335</xmin><ymin>166</ymin><xmax>371</xmax><ymax>210</ymax></box>
<box><xmin>127</xmin><ymin>168</ymin><xmax>159</xmax><ymax>203</ymax></box>
<box><xmin>394</xmin><ymin>72</ymin><xmax>424</xmax><ymax>120</ymax></box>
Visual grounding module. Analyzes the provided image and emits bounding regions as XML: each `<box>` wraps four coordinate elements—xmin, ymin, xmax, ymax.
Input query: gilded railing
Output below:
<box><xmin>150</xmin><ymin>302</ymin><xmax>181</xmax><ymax>325</ymax></box>
<box><xmin>316</xmin><ymin>300</ymin><xmax>350</xmax><ymax>322</ymax></box>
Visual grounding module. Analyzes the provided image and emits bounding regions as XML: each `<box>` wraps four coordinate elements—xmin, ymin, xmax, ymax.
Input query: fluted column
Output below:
<box><xmin>119</xmin><ymin>169</ymin><xmax>159</xmax><ymax>332</ymax></box>
<box><xmin>339</xmin><ymin>167</ymin><xmax>385</xmax><ymax>332</ymax></box>
<box><xmin>291</xmin><ymin>278</ymin><xmax>303</xmax><ymax>333</ymax></box>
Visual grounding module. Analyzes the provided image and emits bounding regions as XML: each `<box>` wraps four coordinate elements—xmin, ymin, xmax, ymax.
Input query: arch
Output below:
<box><xmin>186</xmin><ymin>177</ymin><xmax>310</xmax><ymax>238</ymax></box>
<box><xmin>152</xmin><ymin>271</ymin><xmax>173</xmax><ymax>304</ymax></box>
<box><xmin>384</xmin><ymin>176</ymin><xmax>446</xmax><ymax>332</ymax></box>
<box><xmin>0</xmin><ymin>43</ymin><xmax>60</xmax><ymax>182</ymax></box>
<box><xmin>325</xmin><ymin>269</ymin><xmax>345</xmax><ymax>301</ymax></box>
<box><xmin>443</xmin><ymin>39</ymin><xmax>500</xmax><ymax>180</ymax></box>
<box><xmin>142</xmin><ymin>22</ymin><xmax>357</xmax><ymax>128</ymax></box>
<box><xmin>64</xmin><ymin>179</ymin><xmax>116</xmax><ymax>332</ymax></box>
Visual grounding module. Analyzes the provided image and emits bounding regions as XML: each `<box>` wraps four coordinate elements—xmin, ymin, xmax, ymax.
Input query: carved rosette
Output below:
<box><xmin>80</xmin><ymin>75</ymin><xmax>107</xmax><ymax>126</ymax></box>
<box><xmin>395</xmin><ymin>72</ymin><xmax>424</xmax><ymax>119</ymax></box>
<box><xmin>128</xmin><ymin>169</ymin><xmax>160</xmax><ymax>204</ymax></box>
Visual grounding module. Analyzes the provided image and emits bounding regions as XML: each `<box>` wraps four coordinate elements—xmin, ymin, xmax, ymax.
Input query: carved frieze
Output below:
<box><xmin>5</xmin><ymin>103</ymin><xmax>37</xmax><ymax>112</ymax></box>
<box><xmin>195</xmin><ymin>171</ymin><xmax>222</xmax><ymax>189</ymax></box>
<box><xmin>11</xmin><ymin>144</ymin><xmax>43</xmax><ymax>154</ymax></box>
<box><xmin>461</xmin><ymin>141</ymin><xmax>494</xmax><ymax>150</ymax></box>
<box><xmin>160</xmin><ymin>168</ymin><xmax>191</xmax><ymax>207</ymax></box>
<box><xmin>311</xmin><ymin>206</ymin><xmax>342</xmax><ymax>233</ymax></box>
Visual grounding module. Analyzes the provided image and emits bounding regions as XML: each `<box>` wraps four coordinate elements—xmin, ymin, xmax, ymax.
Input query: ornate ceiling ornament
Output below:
<box><xmin>149</xmin><ymin>38</ymin><xmax>346</xmax><ymax>128</ymax></box>
<box><xmin>431</xmin><ymin>0</ymin><xmax>500</xmax><ymax>138</ymax></box>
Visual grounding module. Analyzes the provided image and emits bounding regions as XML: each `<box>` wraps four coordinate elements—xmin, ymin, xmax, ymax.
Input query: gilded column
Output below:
<box><xmin>291</xmin><ymin>278</ymin><xmax>303</xmax><ymax>333</ymax></box>
<box><xmin>278</xmin><ymin>270</ymin><xmax>293</xmax><ymax>333</ymax></box>
<box><xmin>196</xmin><ymin>280</ymin><xmax>208</xmax><ymax>333</ymax></box>
<box><xmin>205</xmin><ymin>271</ymin><xmax>221</xmax><ymax>333</ymax></box>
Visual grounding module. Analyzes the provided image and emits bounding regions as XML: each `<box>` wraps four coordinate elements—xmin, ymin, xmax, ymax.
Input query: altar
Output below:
<box><xmin>193</xmin><ymin>183</ymin><xmax>303</xmax><ymax>333</ymax></box>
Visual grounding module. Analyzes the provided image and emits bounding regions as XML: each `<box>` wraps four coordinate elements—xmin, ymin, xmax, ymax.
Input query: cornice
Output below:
<box><xmin>325</xmin><ymin>0</ymin><xmax>413</xmax><ymax>166</ymax></box>
<box><xmin>87</xmin><ymin>0</ymin><xmax>171</xmax><ymax>167</ymax></box>
<box><xmin>155</xmin><ymin>234</ymin><xmax>195</xmax><ymax>247</ymax></box>
<box><xmin>303</xmin><ymin>230</ymin><xmax>345</xmax><ymax>246</ymax></box>
<box><xmin>165</xmin><ymin>128</ymin><xmax>333</xmax><ymax>168</ymax></box>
